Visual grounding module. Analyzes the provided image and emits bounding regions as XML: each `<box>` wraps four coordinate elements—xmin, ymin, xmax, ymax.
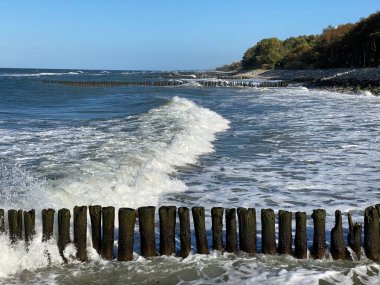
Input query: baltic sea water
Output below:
<box><xmin>0</xmin><ymin>68</ymin><xmax>379</xmax><ymax>284</ymax></box>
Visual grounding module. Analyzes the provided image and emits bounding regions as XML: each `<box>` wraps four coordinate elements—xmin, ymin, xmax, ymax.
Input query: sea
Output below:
<box><xmin>0</xmin><ymin>68</ymin><xmax>379</xmax><ymax>284</ymax></box>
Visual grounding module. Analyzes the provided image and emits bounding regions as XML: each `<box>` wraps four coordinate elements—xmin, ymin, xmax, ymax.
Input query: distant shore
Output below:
<box><xmin>223</xmin><ymin>68</ymin><xmax>380</xmax><ymax>95</ymax></box>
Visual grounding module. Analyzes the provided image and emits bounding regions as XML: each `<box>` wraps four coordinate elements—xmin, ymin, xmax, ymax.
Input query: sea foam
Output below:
<box><xmin>45</xmin><ymin>96</ymin><xmax>230</xmax><ymax>209</ymax></box>
<box><xmin>0</xmin><ymin>96</ymin><xmax>229</xmax><ymax>277</ymax></box>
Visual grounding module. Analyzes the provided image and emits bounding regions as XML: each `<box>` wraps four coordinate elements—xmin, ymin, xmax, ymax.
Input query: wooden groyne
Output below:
<box><xmin>43</xmin><ymin>80</ymin><xmax>288</xmax><ymax>88</ymax></box>
<box><xmin>0</xmin><ymin>205</ymin><xmax>378</xmax><ymax>262</ymax></box>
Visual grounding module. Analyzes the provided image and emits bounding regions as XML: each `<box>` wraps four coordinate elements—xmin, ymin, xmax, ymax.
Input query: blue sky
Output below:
<box><xmin>0</xmin><ymin>0</ymin><xmax>378</xmax><ymax>70</ymax></box>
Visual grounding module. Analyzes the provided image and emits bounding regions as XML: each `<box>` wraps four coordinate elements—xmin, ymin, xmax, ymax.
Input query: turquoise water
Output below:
<box><xmin>1</xmin><ymin>68</ymin><xmax>380</xmax><ymax>284</ymax></box>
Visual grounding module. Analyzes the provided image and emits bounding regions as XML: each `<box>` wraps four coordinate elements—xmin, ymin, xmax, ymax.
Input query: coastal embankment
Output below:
<box><xmin>232</xmin><ymin>68</ymin><xmax>380</xmax><ymax>95</ymax></box>
<box><xmin>142</xmin><ymin>68</ymin><xmax>380</xmax><ymax>95</ymax></box>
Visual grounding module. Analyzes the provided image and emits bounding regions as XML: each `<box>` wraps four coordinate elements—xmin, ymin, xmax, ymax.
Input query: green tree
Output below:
<box><xmin>280</xmin><ymin>35</ymin><xmax>319</xmax><ymax>69</ymax></box>
<box><xmin>242</xmin><ymin>38</ymin><xmax>283</xmax><ymax>69</ymax></box>
<box><xmin>223</xmin><ymin>11</ymin><xmax>380</xmax><ymax>71</ymax></box>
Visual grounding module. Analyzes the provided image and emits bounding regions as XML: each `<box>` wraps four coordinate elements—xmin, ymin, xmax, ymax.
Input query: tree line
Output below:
<box><xmin>217</xmin><ymin>11</ymin><xmax>380</xmax><ymax>71</ymax></box>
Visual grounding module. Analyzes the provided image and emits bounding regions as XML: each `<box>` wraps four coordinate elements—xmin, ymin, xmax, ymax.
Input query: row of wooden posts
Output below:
<box><xmin>1</xmin><ymin>205</ymin><xmax>379</xmax><ymax>263</ymax></box>
<box><xmin>142</xmin><ymin>74</ymin><xmax>240</xmax><ymax>80</ymax></box>
<box><xmin>42</xmin><ymin>80</ymin><xmax>288</xmax><ymax>88</ymax></box>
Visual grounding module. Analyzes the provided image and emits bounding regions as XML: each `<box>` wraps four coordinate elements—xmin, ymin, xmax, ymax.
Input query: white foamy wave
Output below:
<box><xmin>47</xmin><ymin>96</ymin><xmax>229</xmax><ymax>209</ymax></box>
<box><xmin>0</xmin><ymin>72</ymin><xmax>81</xmax><ymax>77</ymax></box>
<box><xmin>321</xmin><ymin>70</ymin><xmax>356</xmax><ymax>81</ymax></box>
<box><xmin>0</xmin><ymin>96</ymin><xmax>229</xmax><ymax>277</ymax></box>
<box><xmin>182</xmin><ymin>81</ymin><xmax>203</xmax><ymax>87</ymax></box>
<box><xmin>0</xmin><ymin>163</ymin><xmax>49</xmax><ymax>210</ymax></box>
<box><xmin>360</xmin><ymin>90</ymin><xmax>373</xmax><ymax>96</ymax></box>
<box><xmin>0</xmin><ymin>97</ymin><xmax>229</xmax><ymax>210</ymax></box>
<box><xmin>121</xmin><ymin>71</ymin><xmax>139</xmax><ymax>75</ymax></box>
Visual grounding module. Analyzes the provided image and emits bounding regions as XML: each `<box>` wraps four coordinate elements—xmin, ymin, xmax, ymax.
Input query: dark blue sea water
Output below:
<box><xmin>1</xmin><ymin>68</ymin><xmax>380</xmax><ymax>284</ymax></box>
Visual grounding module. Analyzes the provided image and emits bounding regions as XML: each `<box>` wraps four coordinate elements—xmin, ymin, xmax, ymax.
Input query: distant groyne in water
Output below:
<box><xmin>43</xmin><ymin>80</ymin><xmax>288</xmax><ymax>88</ymax></box>
<box><xmin>1</xmin><ymin>205</ymin><xmax>379</xmax><ymax>262</ymax></box>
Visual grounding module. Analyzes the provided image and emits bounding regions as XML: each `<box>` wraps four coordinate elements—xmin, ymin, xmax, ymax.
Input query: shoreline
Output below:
<box><xmin>233</xmin><ymin>68</ymin><xmax>380</xmax><ymax>95</ymax></box>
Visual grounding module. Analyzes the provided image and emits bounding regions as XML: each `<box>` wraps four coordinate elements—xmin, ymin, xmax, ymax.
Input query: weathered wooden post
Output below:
<box><xmin>364</xmin><ymin>206</ymin><xmax>379</xmax><ymax>262</ymax></box>
<box><xmin>347</xmin><ymin>212</ymin><xmax>361</xmax><ymax>259</ymax></box>
<box><xmin>237</xmin><ymin>207</ymin><xmax>256</xmax><ymax>255</ymax></box>
<box><xmin>225</xmin><ymin>208</ymin><xmax>237</xmax><ymax>253</ymax></box>
<box><xmin>24</xmin><ymin>209</ymin><xmax>35</xmax><ymax>246</ymax></box>
<box><xmin>101</xmin><ymin>206</ymin><xmax>115</xmax><ymax>260</ymax></box>
<box><xmin>24</xmin><ymin>213</ymin><xmax>34</xmax><ymax>237</ymax></box>
<box><xmin>377</xmin><ymin>204</ymin><xmax>380</xmax><ymax>239</ymax></box>
<box><xmin>89</xmin><ymin>205</ymin><xmax>102</xmax><ymax>254</ymax></box>
<box><xmin>159</xmin><ymin>206</ymin><xmax>176</xmax><ymax>256</ymax></box>
<box><xmin>8</xmin><ymin>209</ymin><xmax>22</xmax><ymax>243</ymax></box>
<box><xmin>74</xmin><ymin>206</ymin><xmax>87</xmax><ymax>262</ymax></box>
<box><xmin>138</xmin><ymin>206</ymin><xmax>156</xmax><ymax>257</ymax></box>
<box><xmin>211</xmin><ymin>207</ymin><xmax>224</xmax><ymax>251</ymax></box>
<box><xmin>42</xmin><ymin>209</ymin><xmax>55</xmax><ymax>242</ymax></box>
<box><xmin>278</xmin><ymin>210</ymin><xmax>292</xmax><ymax>255</ymax></box>
<box><xmin>118</xmin><ymin>208</ymin><xmax>137</xmax><ymax>261</ymax></box>
<box><xmin>192</xmin><ymin>207</ymin><xmax>209</xmax><ymax>254</ymax></box>
<box><xmin>261</xmin><ymin>209</ymin><xmax>276</xmax><ymax>254</ymax></box>
<box><xmin>295</xmin><ymin>211</ymin><xmax>307</xmax><ymax>259</ymax></box>
<box><xmin>24</xmin><ymin>207</ymin><xmax>36</xmax><ymax>246</ymax></box>
<box><xmin>0</xmin><ymin>209</ymin><xmax>4</xmax><ymax>233</ymax></box>
<box><xmin>376</xmin><ymin>204</ymin><xmax>380</xmax><ymax>218</ymax></box>
<box><xmin>178</xmin><ymin>207</ymin><xmax>191</xmax><ymax>258</ymax></box>
<box><xmin>330</xmin><ymin>210</ymin><xmax>346</xmax><ymax>260</ymax></box>
<box><xmin>58</xmin><ymin>208</ymin><xmax>71</xmax><ymax>260</ymax></box>
<box><xmin>311</xmin><ymin>209</ymin><xmax>327</xmax><ymax>259</ymax></box>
